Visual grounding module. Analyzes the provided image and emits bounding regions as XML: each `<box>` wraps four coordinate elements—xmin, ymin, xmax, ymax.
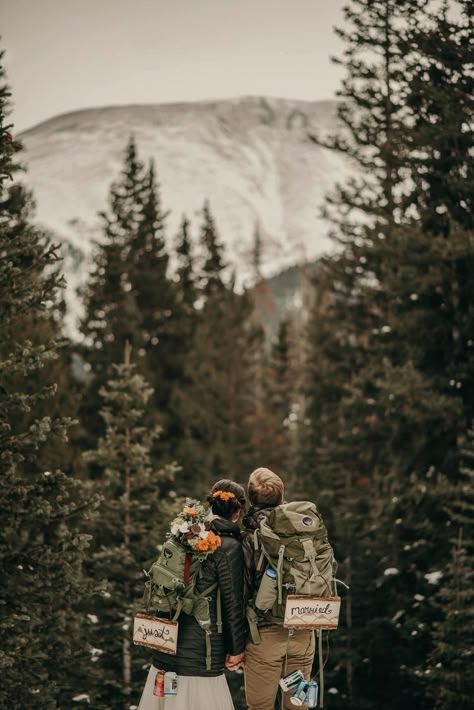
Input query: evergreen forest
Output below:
<box><xmin>0</xmin><ymin>1</ymin><xmax>472</xmax><ymax>708</ymax></box>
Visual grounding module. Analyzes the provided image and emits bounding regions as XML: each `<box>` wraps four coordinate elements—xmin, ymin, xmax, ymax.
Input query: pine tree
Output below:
<box><xmin>174</xmin><ymin>209</ymin><xmax>263</xmax><ymax>492</ymax></box>
<box><xmin>301</xmin><ymin>2</ymin><xmax>473</xmax><ymax>707</ymax></box>
<box><xmin>253</xmin><ymin>318</ymin><xmax>299</xmax><ymax>483</ymax></box>
<box><xmin>84</xmin><ymin>342</ymin><xmax>178</xmax><ymax>709</ymax></box>
<box><xmin>199</xmin><ymin>201</ymin><xmax>227</xmax><ymax>298</ymax></box>
<box><xmin>0</xmin><ymin>51</ymin><xmax>17</xmax><ymax>182</ymax></box>
<box><xmin>3</xmin><ymin>180</ymin><xmax>85</xmax><ymax>477</ymax></box>
<box><xmin>304</xmin><ymin>0</ymin><xmax>422</xmax><ymax>491</ymax></box>
<box><xmin>396</xmin><ymin>1</ymin><xmax>474</xmax><ymax>429</ymax></box>
<box><xmin>242</xmin><ymin>225</ymin><xmax>284</xmax><ymax>474</ymax></box>
<box><xmin>79</xmin><ymin>138</ymin><xmax>144</xmax><ymax>450</ymax></box>
<box><xmin>169</xmin><ymin>214</ymin><xmax>202</xmax><ymax>444</ymax></box>
<box><xmin>80</xmin><ymin>141</ymin><xmax>185</xmax><ymax>461</ymax></box>
<box><xmin>400</xmin><ymin>1</ymin><xmax>473</xmax><ymax>236</ymax></box>
<box><xmin>81</xmin><ymin>137</ymin><xmax>145</xmax><ymax>367</ymax></box>
<box><xmin>0</xmin><ymin>52</ymin><xmax>96</xmax><ymax>707</ymax></box>
<box><xmin>128</xmin><ymin>160</ymin><xmax>179</xmax><ymax>413</ymax></box>
<box><xmin>176</xmin><ymin>286</ymin><xmax>261</xmax><ymax>494</ymax></box>
<box><xmin>425</xmin><ymin>425</ymin><xmax>474</xmax><ymax>708</ymax></box>
<box><xmin>175</xmin><ymin>214</ymin><xmax>197</xmax><ymax>314</ymax></box>
<box><xmin>311</xmin><ymin>0</ymin><xmax>427</xmax><ymax>230</ymax></box>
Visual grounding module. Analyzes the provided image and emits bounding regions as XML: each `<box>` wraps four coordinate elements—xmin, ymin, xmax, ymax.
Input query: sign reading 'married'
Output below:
<box><xmin>283</xmin><ymin>595</ymin><xmax>341</xmax><ymax>629</ymax></box>
<box><xmin>133</xmin><ymin>613</ymin><xmax>178</xmax><ymax>654</ymax></box>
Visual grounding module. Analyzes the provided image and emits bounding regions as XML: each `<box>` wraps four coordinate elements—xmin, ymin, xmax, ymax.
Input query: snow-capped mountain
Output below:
<box><xmin>18</xmin><ymin>96</ymin><xmax>350</xmax><ymax>332</ymax></box>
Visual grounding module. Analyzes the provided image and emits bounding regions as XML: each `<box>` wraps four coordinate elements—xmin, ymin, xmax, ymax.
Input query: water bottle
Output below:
<box><xmin>164</xmin><ymin>671</ymin><xmax>178</xmax><ymax>695</ymax></box>
<box><xmin>305</xmin><ymin>681</ymin><xmax>319</xmax><ymax>708</ymax></box>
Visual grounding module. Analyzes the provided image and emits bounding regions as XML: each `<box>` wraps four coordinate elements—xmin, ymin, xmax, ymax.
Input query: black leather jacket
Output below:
<box><xmin>152</xmin><ymin>516</ymin><xmax>246</xmax><ymax>676</ymax></box>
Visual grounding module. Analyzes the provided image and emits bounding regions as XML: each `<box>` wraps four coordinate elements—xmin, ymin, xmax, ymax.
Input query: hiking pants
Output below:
<box><xmin>245</xmin><ymin>625</ymin><xmax>315</xmax><ymax>710</ymax></box>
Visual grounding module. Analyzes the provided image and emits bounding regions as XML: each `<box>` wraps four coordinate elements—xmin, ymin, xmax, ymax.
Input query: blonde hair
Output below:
<box><xmin>248</xmin><ymin>467</ymin><xmax>284</xmax><ymax>506</ymax></box>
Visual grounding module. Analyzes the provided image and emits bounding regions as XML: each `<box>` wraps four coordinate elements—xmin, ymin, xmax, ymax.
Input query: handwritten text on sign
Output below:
<box><xmin>283</xmin><ymin>595</ymin><xmax>341</xmax><ymax>629</ymax></box>
<box><xmin>133</xmin><ymin>613</ymin><xmax>178</xmax><ymax>654</ymax></box>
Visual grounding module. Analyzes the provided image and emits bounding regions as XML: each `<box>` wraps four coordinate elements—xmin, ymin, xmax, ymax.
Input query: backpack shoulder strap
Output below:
<box><xmin>216</xmin><ymin>586</ymin><xmax>222</xmax><ymax>634</ymax></box>
<box><xmin>277</xmin><ymin>544</ymin><xmax>285</xmax><ymax>604</ymax></box>
<box><xmin>254</xmin><ymin>529</ymin><xmax>266</xmax><ymax>572</ymax></box>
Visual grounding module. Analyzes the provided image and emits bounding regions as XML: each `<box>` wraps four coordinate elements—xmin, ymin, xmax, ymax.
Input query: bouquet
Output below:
<box><xmin>169</xmin><ymin>498</ymin><xmax>221</xmax><ymax>559</ymax></box>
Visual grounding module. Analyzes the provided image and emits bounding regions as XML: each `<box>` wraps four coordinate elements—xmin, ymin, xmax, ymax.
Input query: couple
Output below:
<box><xmin>138</xmin><ymin>468</ymin><xmax>315</xmax><ymax>710</ymax></box>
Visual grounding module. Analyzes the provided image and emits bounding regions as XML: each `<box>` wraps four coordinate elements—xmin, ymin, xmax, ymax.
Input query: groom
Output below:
<box><xmin>241</xmin><ymin>468</ymin><xmax>315</xmax><ymax>710</ymax></box>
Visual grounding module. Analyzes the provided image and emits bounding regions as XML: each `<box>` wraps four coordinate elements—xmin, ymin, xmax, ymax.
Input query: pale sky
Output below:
<box><xmin>2</xmin><ymin>0</ymin><xmax>346</xmax><ymax>132</ymax></box>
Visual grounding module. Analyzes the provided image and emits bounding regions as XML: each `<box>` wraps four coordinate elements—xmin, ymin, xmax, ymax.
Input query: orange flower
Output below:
<box><xmin>195</xmin><ymin>538</ymin><xmax>209</xmax><ymax>551</ymax></box>
<box><xmin>206</xmin><ymin>531</ymin><xmax>222</xmax><ymax>550</ymax></box>
<box><xmin>184</xmin><ymin>507</ymin><xmax>197</xmax><ymax>516</ymax></box>
<box><xmin>212</xmin><ymin>490</ymin><xmax>236</xmax><ymax>501</ymax></box>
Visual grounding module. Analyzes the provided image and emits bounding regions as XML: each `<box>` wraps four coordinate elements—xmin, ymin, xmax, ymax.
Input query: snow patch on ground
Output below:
<box><xmin>424</xmin><ymin>571</ymin><xmax>443</xmax><ymax>585</ymax></box>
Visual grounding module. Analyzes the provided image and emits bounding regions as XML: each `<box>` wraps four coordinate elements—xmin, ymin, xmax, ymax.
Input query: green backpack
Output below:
<box><xmin>249</xmin><ymin>501</ymin><xmax>337</xmax><ymax>630</ymax></box>
<box><xmin>143</xmin><ymin>514</ymin><xmax>223</xmax><ymax>670</ymax></box>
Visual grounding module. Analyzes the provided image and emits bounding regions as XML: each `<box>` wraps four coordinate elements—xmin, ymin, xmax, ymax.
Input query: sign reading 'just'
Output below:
<box><xmin>283</xmin><ymin>595</ymin><xmax>341</xmax><ymax>629</ymax></box>
<box><xmin>133</xmin><ymin>613</ymin><xmax>178</xmax><ymax>654</ymax></box>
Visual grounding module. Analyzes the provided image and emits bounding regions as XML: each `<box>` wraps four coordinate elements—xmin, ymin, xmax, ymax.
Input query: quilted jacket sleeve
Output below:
<box><xmin>214</xmin><ymin>537</ymin><xmax>246</xmax><ymax>656</ymax></box>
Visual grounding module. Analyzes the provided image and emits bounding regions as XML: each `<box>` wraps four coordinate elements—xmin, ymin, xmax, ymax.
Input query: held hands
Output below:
<box><xmin>225</xmin><ymin>652</ymin><xmax>245</xmax><ymax>671</ymax></box>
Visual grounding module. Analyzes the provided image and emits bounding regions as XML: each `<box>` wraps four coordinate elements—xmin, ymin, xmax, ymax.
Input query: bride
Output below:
<box><xmin>137</xmin><ymin>479</ymin><xmax>247</xmax><ymax>710</ymax></box>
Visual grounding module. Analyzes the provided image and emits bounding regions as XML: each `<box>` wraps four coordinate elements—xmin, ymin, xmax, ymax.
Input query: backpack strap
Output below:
<box><xmin>254</xmin><ymin>530</ymin><xmax>266</xmax><ymax>573</ymax></box>
<box><xmin>172</xmin><ymin>598</ymin><xmax>183</xmax><ymax>621</ymax></box>
<box><xmin>198</xmin><ymin>580</ymin><xmax>219</xmax><ymax>599</ymax></box>
<box><xmin>301</xmin><ymin>538</ymin><xmax>319</xmax><ymax>577</ymax></box>
<box><xmin>200</xmin><ymin>583</ymin><xmax>222</xmax><ymax>635</ymax></box>
<box><xmin>144</xmin><ymin>577</ymin><xmax>152</xmax><ymax>612</ymax></box>
<box><xmin>277</xmin><ymin>544</ymin><xmax>285</xmax><ymax>605</ymax></box>
<box><xmin>194</xmin><ymin>581</ymin><xmax>220</xmax><ymax>671</ymax></box>
<box><xmin>301</xmin><ymin>539</ymin><xmax>333</xmax><ymax>596</ymax></box>
<box><xmin>216</xmin><ymin>586</ymin><xmax>223</xmax><ymax>634</ymax></box>
<box><xmin>204</xmin><ymin>630</ymin><xmax>212</xmax><ymax>671</ymax></box>
<box><xmin>246</xmin><ymin>605</ymin><xmax>261</xmax><ymax>645</ymax></box>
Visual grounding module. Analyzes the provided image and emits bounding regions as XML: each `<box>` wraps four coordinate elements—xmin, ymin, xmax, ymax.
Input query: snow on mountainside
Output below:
<box><xmin>19</xmin><ymin>96</ymin><xmax>351</xmax><ymax>332</ymax></box>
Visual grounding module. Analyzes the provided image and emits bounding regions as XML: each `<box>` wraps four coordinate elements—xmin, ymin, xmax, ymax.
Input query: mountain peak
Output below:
<box><xmin>18</xmin><ymin>97</ymin><xmax>350</xmax><ymax>334</ymax></box>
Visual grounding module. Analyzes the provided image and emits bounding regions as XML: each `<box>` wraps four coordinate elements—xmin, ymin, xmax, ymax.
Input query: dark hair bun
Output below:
<box><xmin>208</xmin><ymin>479</ymin><xmax>246</xmax><ymax>520</ymax></box>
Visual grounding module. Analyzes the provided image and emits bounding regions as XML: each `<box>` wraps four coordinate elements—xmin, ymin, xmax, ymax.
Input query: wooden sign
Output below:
<box><xmin>283</xmin><ymin>595</ymin><xmax>341</xmax><ymax>630</ymax></box>
<box><xmin>133</xmin><ymin>613</ymin><xmax>178</xmax><ymax>654</ymax></box>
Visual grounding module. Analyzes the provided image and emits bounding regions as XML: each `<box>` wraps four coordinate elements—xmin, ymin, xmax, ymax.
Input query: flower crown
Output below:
<box><xmin>212</xmin><ymin>490</ymin><xmax>237</xmax><ymax>502</ymax></box>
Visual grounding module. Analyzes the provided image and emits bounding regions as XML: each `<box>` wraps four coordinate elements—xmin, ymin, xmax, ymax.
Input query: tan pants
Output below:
<box><xmin>245</xmin><ymin>625</ymin><xmax>315</xmax><ymax>710</ymax></box>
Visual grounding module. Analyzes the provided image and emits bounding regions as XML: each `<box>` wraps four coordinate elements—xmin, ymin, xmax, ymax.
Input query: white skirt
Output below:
<box><xmin>137</xmin><ymin>665</ymin><xmax>235</xmax><ymax>710</ymax></box>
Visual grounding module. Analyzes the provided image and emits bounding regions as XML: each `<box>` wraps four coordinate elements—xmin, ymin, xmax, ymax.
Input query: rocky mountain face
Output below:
<box><xmin>18</xmin><ymin>96</ymin><xmax>350</xmax><ymax>332</ymax></box>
